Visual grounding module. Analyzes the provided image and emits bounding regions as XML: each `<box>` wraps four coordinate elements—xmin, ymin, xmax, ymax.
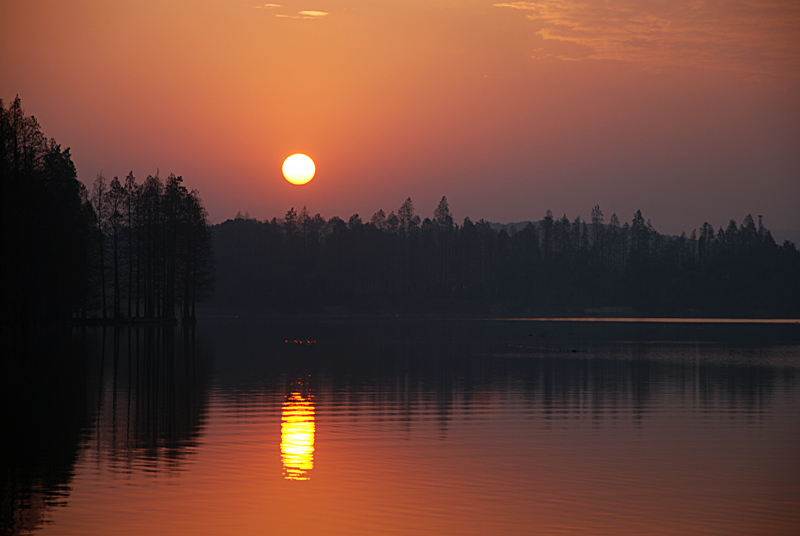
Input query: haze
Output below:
<box><xmin>2</xmin><ymin>0</ymin><xmax>798</xmax><ymax>234</ymax></box>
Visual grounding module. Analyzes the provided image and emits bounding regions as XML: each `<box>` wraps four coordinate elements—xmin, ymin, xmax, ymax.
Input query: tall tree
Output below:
<box><xmin>124</xmin><ymin>172</ymin><xmax>138</xmax><ymax>317</ymax></box>
<box><xmin>90</xmin><ymin>174</ymin><xmax>109</xmax><ymax>320</ymax></box>
<box><xmin>107</xmin><ymin>176</ymin><xmax>125</xmax><ymax>318</ymax></box>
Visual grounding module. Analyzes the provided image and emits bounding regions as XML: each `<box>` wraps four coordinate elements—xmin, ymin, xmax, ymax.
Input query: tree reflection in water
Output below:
<box><xmin>90</xmin><ymin>326</ymin><xmax>208</xmax><ymax>472</ymax></box>
<box><xmin>0</xmin><ymin>328</ymin><xmax>90</xmax><ymax>536</ymax></box>
<box><xmin>0</xmin><ymin>325</ymin><xmax>209</xmax><ymax>536</ymax></box>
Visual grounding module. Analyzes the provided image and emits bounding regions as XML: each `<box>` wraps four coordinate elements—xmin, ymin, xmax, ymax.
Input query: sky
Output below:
<box><xmin>2</xmin><ymin>0</ymin><xmax>799</xmax><ymax>234</ymax></box>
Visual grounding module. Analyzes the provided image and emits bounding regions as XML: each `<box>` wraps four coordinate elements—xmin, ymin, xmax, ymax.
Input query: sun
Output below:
<box><xmin>282</xmin><ymin>154</ymin><xmax>316</xmax><ymax>185</ymax></box>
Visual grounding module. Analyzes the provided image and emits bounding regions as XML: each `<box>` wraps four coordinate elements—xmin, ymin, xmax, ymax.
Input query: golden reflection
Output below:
<box><xmin>281</xmin><ymin>392</ymin><xmax>315</xmax><ymax>480</ymax></box>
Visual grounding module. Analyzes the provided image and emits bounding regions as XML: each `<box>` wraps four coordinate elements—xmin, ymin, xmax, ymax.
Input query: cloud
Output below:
<box><xmin>298</xmin><ymin>10</ymin><xmax>328</xmax><ymax>18</ymax></box>
<box><xmin>493</xmin><ymin>2</ymin><xmax>538</xmax><ymax>11</ymax></box>
<box><xmin>253</xmin><ymin>3</ymin><xmax>281</xmax><ymax>8</ymax></box>
<box><xmin>274</xmin><ymin>9</ymin><xmax>329</xmax><ymax>19</ymax></box>
<box><xmin>494</xmin><ymin>0</ymin><xmax>800</xmax><ymax>76</ymax></box>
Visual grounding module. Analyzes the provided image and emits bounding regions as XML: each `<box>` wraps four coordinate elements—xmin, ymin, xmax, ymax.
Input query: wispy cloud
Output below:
<box><xmin>274</xmin><ymin>9</ymin><xmax>329</xmax><ymax>19</ymax></box>
<box><xmin>253</xmin><ymin>3</ymin><xmax>281</xmax><ymax>8</ymax></box>
<box><xmin>298</xmin><ymin>10</ymin><xmax>328</xmax><ymax>17</ymax></box>
<box><xmin>494</xmin><ymin>1</ymin><xmax>800</xmax><ymax>76</ymax></box>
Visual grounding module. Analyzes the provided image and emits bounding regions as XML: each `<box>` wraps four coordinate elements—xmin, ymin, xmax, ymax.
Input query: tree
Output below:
<box><xmin>124</xmin><ymin>172</ymin><xmax>138</xmax><ymax>317</ymax></box>
<box><xmin>386</xmin><ymin>211</ymin><xmax>399</xmax><ymax>233</ymax></box>
<box><xmin>398</xmin><ymin>197</ymin><xmax>419</xmax><ymax>233</ymax></box>
<box><xmin>178</xmin><ymin>189</ymin><xmax>214</xmax><ymax>323</ymax></box>
<box><xmin>699</xmin><ymin>222</ymin><xmax>714</xmax><ymax>265</ymax></box>
<box><xmin>107</xmin><ymin>176</ymin><xmax>125</xmax><ymax>318</ymax></box>
<box><xmin>542</xmin><ymin>210</ymin><xmax>554</xmax><ymax>263</ymax></box>
<box><xmin>630</xmin><ymin>209</ymin><xmax>648</xmax><ymax>257</ymax></box>
<box><xmin>590</xmin><ymin>204</ymin><xmax>604</xmax><ymax>266</ymax></box>
<box><xmin>90</xmin><ymin>174</ymin><xmax>109</xmax><ymax>319</ymax></box>
<box><xmin>433</xmin><ymin>196</ymin><xmax>454</xmax><ymax>230</ymax></box>
<box><xmin>371</xmin><ymin>209</ymin><xmax>386</xmax><ymax>230</ymax></box>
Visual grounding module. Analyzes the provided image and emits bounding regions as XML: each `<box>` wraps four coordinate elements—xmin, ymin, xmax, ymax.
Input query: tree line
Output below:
<box><xmin>89</xmin><ymin>171</ymin><xmax>214</xmax><ymax>323</ymax></box>
<box><xmin>4</xmin><ymin>96</ymin><xmax>796</xmax><ymax>321</ymax></box>
<box><xmin>1</xmin><ymin>97</ymin><xmax>94</xmax><ymax>324</ymax></box>
<box><xmin>212</xmin><ymin>197</ymin><xmax>799</xmax><ymax>317</ymax></box>
<box><xmin>1</xmin><ymin>97</ymin><xmax>213</xmax><ymax>326</ymax></box>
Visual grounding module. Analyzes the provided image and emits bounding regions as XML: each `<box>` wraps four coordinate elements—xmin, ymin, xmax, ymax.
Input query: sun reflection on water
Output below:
<box><xmin>281</xmin><ymin>392</ymin><xmax>315</xmax><ymax>480</ymax></box>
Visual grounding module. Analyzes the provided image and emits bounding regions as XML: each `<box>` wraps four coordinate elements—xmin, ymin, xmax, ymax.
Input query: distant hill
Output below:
<box><xmin>489</xmin><ymin>221</ymin><xmax>538</xmax><ymax>234</ymax></box>
<box><xmin>773</xmin><ymin>229</ymin><xmax>800</xmax><ymax>247</ymax></box>
<box><xmin>490</xmin><ymin>221</ymin><xmax>798</xmax><ymax>247</ymax></box>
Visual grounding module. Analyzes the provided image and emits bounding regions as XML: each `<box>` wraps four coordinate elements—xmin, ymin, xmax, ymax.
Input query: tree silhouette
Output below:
<box><xmin>89</xmin><ymin>170</ymin><xmax>213</xmax><ymax>322</ymax></box>
<box><xmin>1</xmin><ymin>96</ymin><xmax>94</xmax><ymax>325</ymax></box>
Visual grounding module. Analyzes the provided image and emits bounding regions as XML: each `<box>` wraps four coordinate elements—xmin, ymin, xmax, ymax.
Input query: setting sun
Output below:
<box><xmin>3</xmin><ymin>0</ymin><xmax>800</xmax><ymax>533</ymax></box>
<box><xmin>282</xmin><ymin>154</ymin><xmax>315</xmax><ymax>185</ymax></box>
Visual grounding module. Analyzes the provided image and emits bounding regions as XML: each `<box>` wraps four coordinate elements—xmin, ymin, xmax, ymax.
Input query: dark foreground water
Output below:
<box><xmin>2</xmin><ymin>317</ymin><xmax>799</xmax><ymax>535</ymax></box>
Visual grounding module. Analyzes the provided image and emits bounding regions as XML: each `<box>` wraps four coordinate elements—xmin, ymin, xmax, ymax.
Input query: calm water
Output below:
<box><xmin>2</xmin><ymin>317</ymin><xmax>799</xmax><ymax>535</ymax></box>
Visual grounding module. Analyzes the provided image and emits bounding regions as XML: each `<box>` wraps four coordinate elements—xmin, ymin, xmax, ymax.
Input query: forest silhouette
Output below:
<box><xmin>1</xmin><ymin>97</ymin><xmax>95</xmax><ymax>325</ymax></box>
<box><xmin>2</xmin><ymin>97</ymin><xmax>798</xmax><ymax>323</ymax></box>
<box><xmin>213</xmin><ymin>199</ymin><xmax>799</xmax><ymax>317</ymax></box>
<box><xmin>1</xmin><ymin>97</ymin><xmax>213</xmax><ymax>326</ymax></box>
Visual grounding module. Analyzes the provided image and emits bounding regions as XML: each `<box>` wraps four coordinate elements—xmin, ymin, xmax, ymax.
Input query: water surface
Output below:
<box><xmin>3</xmin><ymin>318</ymin><xmax>799</xmax><ymax>535</ymax></box>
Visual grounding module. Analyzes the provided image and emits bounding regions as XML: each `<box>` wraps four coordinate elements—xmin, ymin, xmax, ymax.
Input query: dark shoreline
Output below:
<box><xmin>74</xmin><ymin>317</ymin><xmax>181</xmax><ymax>327</ymax></box>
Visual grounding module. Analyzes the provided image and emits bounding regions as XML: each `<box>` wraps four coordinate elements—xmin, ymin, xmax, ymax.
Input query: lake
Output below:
<box><xmin>2</xmin><ymin>317</ymin><xmax>799</xmax><ymax>535</ymax></box>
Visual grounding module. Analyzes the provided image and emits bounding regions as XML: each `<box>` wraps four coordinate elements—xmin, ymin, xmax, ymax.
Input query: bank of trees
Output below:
<box><xmin>1</xmin><ymin>97</ymin><xmax>95</xmax><ymax>325</ymax></box>
<box><xmin>89</xmin><ymin>172</ymin><xmax>214</xmax><ymax>323</ymax></box>
<box><xmin>213</xmin><ymin>197</ymin><xmax>800</xmax><ymax>317</ymax></box>
<box><xmin>1</xmin><ymin>97</ymin><xmax>213</xmax><ymax>325</ymax></box>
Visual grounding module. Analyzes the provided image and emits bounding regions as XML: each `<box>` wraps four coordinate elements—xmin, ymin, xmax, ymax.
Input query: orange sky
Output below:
<box><xmin>2</xmin><ymin>0</ymin><xmax>799</xmax><ymax>233</ymax></box>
